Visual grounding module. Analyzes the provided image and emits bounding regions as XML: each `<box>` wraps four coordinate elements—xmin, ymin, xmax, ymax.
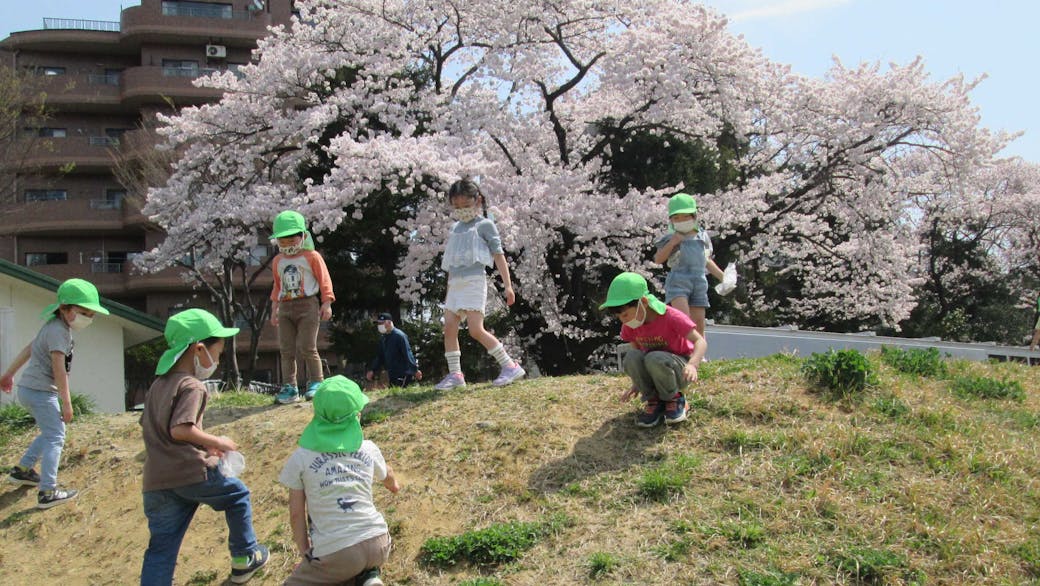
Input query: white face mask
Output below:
<box><xmin>279</xmin><ymin>243</ymin><xmax>302</xmax><ymax>256</ymax></box>
<box><xmin>194</xmin><ymin>346</ymin><xmax>219</xmax><ymax>380</ymax></box>
<box><xmin>452</xmin><ymin>206</ymin><xmax>479</xmax><ymax>222</ymax></box>
<box><xmin>624</xmin><ymin>302</ymin><xmax>646</xmax><ymax>329</ymax></box>
<box><xmin>377</xmin><ymin>324</ymin><xmax>388</xmax><ymax>335</ymax></box>
<box><xmin>68</xmin><ymin>313</ymin><xmax>93</xmax><ymax>331</ymax></box>
<box><xmin>672</xmin><ymin>220</ymin><xmax>698</xmax><ymax>233</ymax></box>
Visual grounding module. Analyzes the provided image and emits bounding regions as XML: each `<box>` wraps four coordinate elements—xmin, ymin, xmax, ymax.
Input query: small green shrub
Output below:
<box><xmin>715</xmin><ymin>520</ymin><xmax>767</xmax><ymax>549</ymax></box>
<box><xmin>880</xmin><ymin>346</ymin><xmax>947</xmax><ymax>377</ymax></box>
<box><xmin>802</xmin><ymin>349</ymin><xmax>876</xmax><ymax>400</ymax></box>
<box><xmin>637</xmin><ymin>456</ymin><xmax>697</xmax><ymax>501</ymax></box>
<box><xmin>419</xmin><ymin>516</ymin><xmax>563</xmax><ymax>567</ymax></box>
<box><xmin>831</xmin><ymin>547</ymin><xmax>908</xmax><ymax>583</ymax></box>
<box><xmin>950</xmin><ymin>375</ymin><xmax>1025</xmax><ymax>401</ymax></box>
<box><xmin>872</xmin><ymin>394</ymin><xmax>910</xmax><ymax>419</ymax></box>
<box><xmin>738</xmin><ymin>568</ymin><xmax>800</xmax><ymax>586</ymax></box>
<box><xmin>587</xmin><ymin>551</ymin><xmax>621</xmax><ymax>578</ymax></box>
<box><xmin>0</xmin><ymin>403</ymin><xmax>34</xmax><ymax>430</ymax></box>
<box><xmin>651</xmin><ymin>536</ymin><xmax>693</xmax><ymax>562</ymax></box>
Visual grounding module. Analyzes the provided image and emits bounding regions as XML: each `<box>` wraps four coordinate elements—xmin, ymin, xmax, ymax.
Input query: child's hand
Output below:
<box><xmin>211</xmin><ymin>435</ymin><xmax>238</xmax><ymax>456</ymax></box>
<box><xmin>61</xmin><ymin>402</ymin><xmax>74</xmax><ymax>423</ymax></box>
<box><xmin>319</xmin><ymin>302</ymin><xmax>333</xmax><ymax>321</ymax></box>
<box><xmin>619</xmin><ymin>386</ymin><xmax>638</xmax><ymax>403</ymax></box>
<box><xmin>270</xmin><ymin>314</ymin><xmax>279</xmax><ymax>327</ymax></box>
<box><xmin>669</xmin><ymin>233</ymin><xmax>686</xmax><ymax>246</ymax></box>
<box><xmin>683</xmin><ymin>363</ymin><xmax>699</xmax><ymax>383</ymax></box>
<box><xmin>504</xmin><ymin>285</ymin><xmax>515</xmax><ymax>306</ymax></box>
<box><xmin>384</xmin><ymin>475</ymin><xmax>400</xmax><ymax>494</ymax></box>
<box><xmin>0</xmin><ymin>373</ymin><xmax>13</xmax><ymax>393</ymax></box>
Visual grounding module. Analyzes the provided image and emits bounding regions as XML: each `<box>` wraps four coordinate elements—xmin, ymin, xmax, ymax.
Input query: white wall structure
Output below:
<box><xmin>0</xmin><ymin>261</ymin><xmax>162</xmax><ymax>413</ymax></box>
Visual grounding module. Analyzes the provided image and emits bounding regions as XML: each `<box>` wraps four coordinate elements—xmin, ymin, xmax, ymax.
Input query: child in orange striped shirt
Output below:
<box><xmin>269</xmin><ymin>211</ymin><xmax>335</xmax><ymax>404</ymax></box>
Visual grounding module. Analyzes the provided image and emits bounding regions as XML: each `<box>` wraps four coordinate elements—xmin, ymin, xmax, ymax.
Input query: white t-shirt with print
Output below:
<box><xmin>278</xmin><ymin>440</ymin><xmax>390</xmax><ymax>557</ymax></box>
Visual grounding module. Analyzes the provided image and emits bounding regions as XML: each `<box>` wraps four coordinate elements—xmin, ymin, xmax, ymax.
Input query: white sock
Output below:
<box><xmin>488</xmin><ymin>343</ymin><xmax>512</xmax><ymax>368</ymax></box>
<box><xmin>445</xmin><ymin>351</ymin><xmax>462</xmax><ymax>374</ymax></box>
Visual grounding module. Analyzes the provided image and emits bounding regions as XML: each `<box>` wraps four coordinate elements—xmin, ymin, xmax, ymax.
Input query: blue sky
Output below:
<box><xmin>4</xmin><ymin>0</ymin><xmax>1037</xmax><ymax>161</ymax></box>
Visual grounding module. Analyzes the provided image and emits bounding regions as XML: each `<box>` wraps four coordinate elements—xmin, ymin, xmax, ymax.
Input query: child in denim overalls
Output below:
<box><xmin>653</xmin><ymin>193</ymin><xmax>733</xmax><ymax>338</ymax></box>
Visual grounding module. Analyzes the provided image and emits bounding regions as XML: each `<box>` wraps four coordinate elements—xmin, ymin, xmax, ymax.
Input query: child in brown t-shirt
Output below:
<box><xmin>139</xmin><ymin>309</ymin><xmax>268</xmax><ymax>585</ymax></box>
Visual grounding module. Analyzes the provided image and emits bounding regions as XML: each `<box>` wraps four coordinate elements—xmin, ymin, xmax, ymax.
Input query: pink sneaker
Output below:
<box><xmin>493</xmin><ymin>362</ymin><xmax>526</xmax><ymax>386</ymax></box>
<box><xmin>434</xmin><ymin>372</ymin><xmax>466</xmax><ymax>391</ymax></box>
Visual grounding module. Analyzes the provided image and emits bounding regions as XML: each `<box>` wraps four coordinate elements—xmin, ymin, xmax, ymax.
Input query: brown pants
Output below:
<box><xmin>284</xmin><ymin>533</ymin><xmax>391</xmax><ymax>585</ymax></box>
<box><xmin>278</xmin><ymin>296</ymin><xmax>323</xmax><ymax>387</ymax></box>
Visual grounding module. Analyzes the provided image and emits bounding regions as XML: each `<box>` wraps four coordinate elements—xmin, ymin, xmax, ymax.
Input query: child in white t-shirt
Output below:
<box><xmin>278</xmin><ymin>376</ymin><xmax>399</xmax><ymax>586</ymax></box>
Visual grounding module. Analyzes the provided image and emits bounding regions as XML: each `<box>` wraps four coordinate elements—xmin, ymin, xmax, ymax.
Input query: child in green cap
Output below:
<box><xmin>139</xmin><ymin>309</ymin><xmax>269</xmax><ymax>585</ymax></box>
<box><xmin>279</xmin><ymin>375</ymin><xmax>399</xmax><ymax>586</ymax></box>
<box><xmin>601</xmin><ymin>272</ymin><xmax>706</xmax><ymax>427</ymax></box>
<box><xmin>269</xmin><ymin>210</ymin><xmax>336</xmax><ymax>404</ymax></box>
<box><xmin>652</xmin><ymin>193</ymin><xmax>735</xmax><ymax>338</ymax></box>
<box><xmin>1</xmin><ymin>278</ymin><xmax>109</xmax><ymax>509</ymax></box>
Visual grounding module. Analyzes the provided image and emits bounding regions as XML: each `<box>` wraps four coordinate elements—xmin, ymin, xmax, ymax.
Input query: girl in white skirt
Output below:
<box><xmin>434</xmin><ymin>178</ymin><xmax>525</xmax><ymax>390</ymax></box>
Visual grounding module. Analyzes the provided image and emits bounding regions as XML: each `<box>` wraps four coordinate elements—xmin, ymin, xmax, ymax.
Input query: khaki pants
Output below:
<box><xmin>623</xmin><ymin>348</ymin><xmax>690</xmax><ymax>402</ymax></box>
<box><xmin>278</xmin><ymin>296</ymin><xmax>323</xmax><ymax>387</ymax></box>
<box><xmin>284</xmin><ymin>533</ymin><xmax>391</xmax><ymax>585</ymax></box>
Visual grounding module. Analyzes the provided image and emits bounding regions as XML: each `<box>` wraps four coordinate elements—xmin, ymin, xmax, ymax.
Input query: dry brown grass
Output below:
<box><xmin>2</xmin><ymin>354</ymin><xmax>1040</xmax><ymax>585</ymax></box>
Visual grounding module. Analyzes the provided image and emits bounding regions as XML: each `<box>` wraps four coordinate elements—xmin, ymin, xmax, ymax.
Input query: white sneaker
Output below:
<box><xmin>493</xmin><ymin>362</ymin><xmax>526</xmax><ymax>386</ymax></box>
<box><xmin>434</xmin><ymin>372</ymin><xmax>466</xmax><ymax>391</ymax></box>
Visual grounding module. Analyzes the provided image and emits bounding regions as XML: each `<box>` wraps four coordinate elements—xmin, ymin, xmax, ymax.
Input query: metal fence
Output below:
<box><xmin>42</xmin><ymin>18</ymin><xmax>121</xmax><ymax>32</ymax></box>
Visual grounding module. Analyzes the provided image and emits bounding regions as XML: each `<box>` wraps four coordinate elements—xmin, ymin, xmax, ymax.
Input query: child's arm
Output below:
<box><xmin>383</xmin><ymin>462</ymin><xmax>400</xmax><ymax>493</ymax></box>
<box><xmin>308</xmin><ymin>252</ymin><xmax>335</xmax><ymax>321</ymax></box>
<box><xmin>653</xmin><ymin>233</ymin><xmax>684</xmax><ymax>265</ymax></box>
<box><xmin>50</xmin><ymin>351</ymin><xmax>74</xmax><ymax>423</ymax></box>
<box><xmin>288</xmin><ymin>488</ymin><xmax>310</xmax><ymax>557</ymax></box>
<box><xmin>170</xmin><ymin>423</ymin><xmax>237</xmax><ymax>456</ymax></box>
<box><xmin>683</xmin><ymin>328</ymin><xmax>707</xmax><ymax>382</ymax></box>
<box><xmin>269</xmin><ymin>257</ymin><xmax>282</xmax><ymax>326</ymax></box>
<box><xmin>492</xmin><ymin>253</ymin><xmax>516</xmax><ymax>306</ymax></box>
<box><xmin>706</xmin><ymin>259</ymin><xmax>725</xmax><ymax>281</ymax></box>
<box><xmin>0</xmin><ymin>343</ymin><xmax>32</xmax><ymax>393</ymax></box>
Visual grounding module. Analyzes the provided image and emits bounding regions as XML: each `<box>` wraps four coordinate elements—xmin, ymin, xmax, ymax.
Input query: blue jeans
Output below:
<box><xmin>140</xmin><ymin>467</ymin><xmax>259</xmax><ymax>586</ymax></box>
<box><xmin>17</xmin><ymin>386</ymin><xmax>65</xmax><ymax>491</ymax></box>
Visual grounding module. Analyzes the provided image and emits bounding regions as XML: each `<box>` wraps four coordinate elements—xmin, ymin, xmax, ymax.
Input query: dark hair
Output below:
<box><xmin>200</xmin><ymin>336</ymin><xmax>223</xmax><ymax>348</ymax></box>
<box><xmin>609</xmin><ymin>299</ymin><xmax>639</xmax><ymax>316</ymax></box>
<box><xmin>448</xmin><ymin>177</ymin><xmax>488</xmax><ymax>217</ymax></box>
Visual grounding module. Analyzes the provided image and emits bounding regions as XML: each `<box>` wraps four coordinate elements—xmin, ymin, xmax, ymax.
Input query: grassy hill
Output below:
<box><xmin>2</xmin><ymin>353</ymin><xmax>1040</xmax><ymax>585</ymax></box>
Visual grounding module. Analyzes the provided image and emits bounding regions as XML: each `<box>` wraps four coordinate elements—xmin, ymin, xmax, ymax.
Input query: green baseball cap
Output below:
<box><xmin>598</xmin><ymin>272</ymin><xmax>667</xmax><ymax>313</ymax></box>
<box><xmin>155</xmin><ymin>309</ymin><xmax>240</xmax><ymax>376</ymax></box>
<box><xmin>299</xmin><ymin>376</ymin><xmax>369</xmax><ymax>453</ymax></box>
<box><xmin>40</xmin><ymin>278</ymin><xmax>110</xmax><ymax>319</ymax></box>
<box><xmin>272</xmin><ymin>210</ymin><xmax>307</xmax><ymax>239</ymax></box>
<box><xmin>667</xmin><ymin>193</ymin><xmax>698</xmax><ymax>216</ymax></box>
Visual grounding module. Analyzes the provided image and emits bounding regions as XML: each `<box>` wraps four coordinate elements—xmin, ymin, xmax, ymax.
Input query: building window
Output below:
<box><xmin>162</xmin><ymin>59</ymin><xmax>199</xmax><ymax>77</ymax></box>
<box><xmin>25</xmin><ymin>189</ymin><xmax>68</xmax><ymax>202</ymax></box>
<box><xmin>32</xmin><ymin>66</ymin><xmax>66</xmax><ymax>76</ymax></box>
<box><xmin>92</xmin><ymin>252</ymin><xmax>127</xmax><ymax>274</ymax></box>
<box><xmin>91</xmin><ymin>189</ymin><xmax>125</xmax><ymax>210</ymax></box>
<box><xmin>29</xmin><ymin>127</ymin><xmax>67</xmax><ymax>138</ymax></box>
<box><xmin>161</xmin><ymin>1</ymin><xmax>233</xmax><ymax>19</ymax></box>
<box><xmin>25</xmin><ymin>252</ymin><xmax>69</xmax><ymax>266</ymax></box>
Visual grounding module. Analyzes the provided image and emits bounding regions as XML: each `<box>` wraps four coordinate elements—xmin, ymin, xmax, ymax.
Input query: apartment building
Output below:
<box><xmin>0</xmin><ymin>0</ymin><xmax>338</xmax><ymax>390</ymax></box>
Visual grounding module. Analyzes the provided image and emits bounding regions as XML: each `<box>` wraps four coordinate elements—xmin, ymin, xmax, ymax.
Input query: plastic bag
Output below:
<box><xmin>714</xmin><ymin>263</ymin><xmax>738</xmax><ymax>296</ymax></box>
<box><xmin>218</xmin><ymin>450</ymin><xmax>246</xmax><ymax>478</ymax></box>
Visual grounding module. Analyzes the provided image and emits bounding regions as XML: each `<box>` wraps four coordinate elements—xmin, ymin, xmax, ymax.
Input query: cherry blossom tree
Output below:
<box><xmin>140</xmin><ymin>0</ymin><xmax>1023</xmax><ymax>369</ymax></box>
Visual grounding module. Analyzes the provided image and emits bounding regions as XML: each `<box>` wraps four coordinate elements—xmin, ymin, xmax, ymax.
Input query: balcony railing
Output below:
<box><xmin>42</xmin><ymin>18</ymin><xmax>121</xmax><ymax>32</ymax></box>
<box><xmin>161</xmin><ymin>66</ymin><xmax>218</xmax><ymax>78</ymax></box>
<box><xmin>160</xmin><ymin>5</ymin><xmax>258</xmax><ymax>20</ymax></box>
<box><xmin>89</xmin><ymin>136</ymin><xmax>120</xmax><ymax>146</ymax></box>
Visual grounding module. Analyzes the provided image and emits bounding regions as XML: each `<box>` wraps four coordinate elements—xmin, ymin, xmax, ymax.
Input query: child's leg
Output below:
<box><xmin>670</xmin><ymin>296</ymin><xmax>691</xmax><ymax>318</ymax></box>
<box><xmin>175</xmin><ymin>468</ymin><xmax>259</xmax><ymax>559</ymax></box>
<box><xmin>296</xmin><ymin>297</ymin><xmax>323</xmax><ymax>386</ymax></box>
<box><xmin>622</xmin><ymin>347</ymin><xmax>655</xmax><ymax>402</ymax></box>
<box><xmin>141</xmin><ymin>490</ymin><xmax>200</xmax><ymax>586</ymax></box>
<box><xmin>443</xmin><ymin>310</ymin><xmax>462</xmax><ymax>353</ymax></box>
<box><xmin>284</xmin><ymin>533</ymin><xmax>390</xmax><ymax>586</ymax></box>
<box><xmin>277</xmin><ymin>302</ymin><xmax>299</xmax><ymax>387</ymax></box>
<box><xmin>16</xmin><ymin>387</ymin><xmax>65</xmax><ymax>491</ymax></box>
<box><xmin>644</xmin><ymin>351</ymin><xmax>688</xmax><ymax>401</ymax></box>
<box><xmin>690</xmin><ymin>306</ymin><xmax>707</xmax><ymax>339</ymax></box>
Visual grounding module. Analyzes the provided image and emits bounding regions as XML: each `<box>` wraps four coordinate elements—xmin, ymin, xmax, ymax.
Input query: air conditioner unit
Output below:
<box><xmin>206</xmin><ymin>44</ymin><xmax>227</xmax><ymax>58</ymax></box>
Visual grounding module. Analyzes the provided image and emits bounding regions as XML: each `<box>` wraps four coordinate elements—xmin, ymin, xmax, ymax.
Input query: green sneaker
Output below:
<box><xmin>275</xmin><ymin>385</ymin><xmax>300</xmax><ymax>404</ymax></box>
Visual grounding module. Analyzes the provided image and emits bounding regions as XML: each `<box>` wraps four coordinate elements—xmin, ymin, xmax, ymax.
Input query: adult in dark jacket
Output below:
<box><xmin>366</xmin><ymin>313</ymin><xmax>422</xmax><ymax>387</ymax></box>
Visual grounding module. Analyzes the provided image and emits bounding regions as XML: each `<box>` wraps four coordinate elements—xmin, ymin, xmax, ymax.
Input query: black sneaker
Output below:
<box><xmin>664</xmin><ymin>393</ymin><xmax>688</xmax><ymax>424</ymax></box>
<box><xmin>9</xmin><ymin>466</ymin><xmax>40</xmax><ymax>486</ymax></box>
<box><xmin>230</xmin><ymin>544</ymin><xmax>269</xmax><ymax>583</ymax></box>
<box><xmin>356</xmin><ymin>567</ymin><xmax>384</xmax><ymax>586</ymax></box>
<box><xmin>636</xmin><ymin>399</ymin><xmax>664</xmax><ymax>427</ymax></box>
<box><xmin>37</xmin><ymin>488</ymin><xmax>78</xmax><ymax>509</ymax></box>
